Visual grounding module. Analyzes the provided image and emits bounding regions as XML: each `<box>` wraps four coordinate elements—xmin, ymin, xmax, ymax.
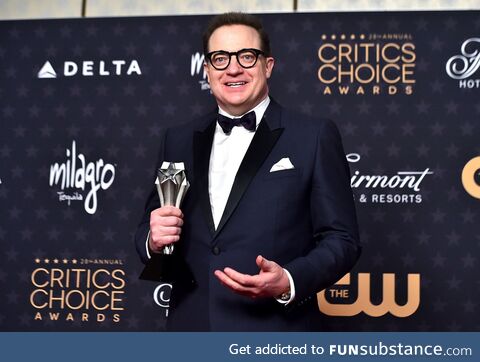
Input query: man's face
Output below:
<box><xmin>204</xmin><ymin>24</ymin><xmax>274</xmax><ymax>116</ymax></box>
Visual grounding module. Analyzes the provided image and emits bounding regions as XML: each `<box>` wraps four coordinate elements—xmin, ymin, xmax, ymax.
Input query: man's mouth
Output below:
<box><xmin>225</xmin><ymin>82</ymin><xmax>246</xmax><ymax>88</ymax></box>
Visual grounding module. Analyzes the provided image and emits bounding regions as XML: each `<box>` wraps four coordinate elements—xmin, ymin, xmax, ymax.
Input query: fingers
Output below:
<box><xmin>223</xmin><ymin>267</ymin><xmax>261</xmax><ymax>288</ymax></box>
<box><xmin>256</xmin><ymin>255</ymin><xmax>274</xmax><ymax>272</ymax></box>
<box><xmin>154</xmin><ymin>205</ymin><xmax>183</xmax><ymax>218</ymax></box>
<box><xmin>214</xmin><ymin>256</ymin><xmax>288</xmax><ymax>299</ymax></box>
<box><xmin>214</xmin><ymin>266</ymin><xmax>270</xmax><ymax>298</ymax></box>
<box><xmin>149</xmin><ymin>206</ymin><xmax>184</xmax><ymax>252</ymax></box>
<box><xmin>214</xmin><ymin>269</ymin><xmax>262</xmax><ymax>298</ymax></box>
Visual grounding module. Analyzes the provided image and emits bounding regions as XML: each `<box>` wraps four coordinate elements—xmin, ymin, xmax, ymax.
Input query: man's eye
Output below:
<box><xmin>214</xmin><ymin>56</ymin><xmax>227</xmax><ymax>64</ymax></box>
<box><xmin>240</xmin><ymin>54</ymin><xmax>254</xmax><ymax>62</ymax></box>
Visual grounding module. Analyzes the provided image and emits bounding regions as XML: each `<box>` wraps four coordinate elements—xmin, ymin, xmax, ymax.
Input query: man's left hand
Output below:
<box><xmin>214</xmin><ymin>255</ymin><xmax>290</xmax><ymax>299</ymax></box>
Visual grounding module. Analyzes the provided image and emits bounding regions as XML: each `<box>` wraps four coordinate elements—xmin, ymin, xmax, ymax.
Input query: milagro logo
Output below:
<box><xmin>37</xmin><ymin>59</ymin><xmax>142</xmax><ymax>78</ymax></box>
<box><xmin>446</xmin><ymin>38</ymin><xmax>480</xmax><ymax>89</ymax></box>
<box><xmin>191</xmin><ymin>52</ymin><xmax>210</xmax><ymax>91</ymax></box>
<box><xmin>49</xmin><ymin>140</ymin><xmax>115</xmax><ymax>214</ymax></box>
<box><xmin>347</xmin><ymin>153</ymin><xmax>433</xmax><ymax>204</ymax></box>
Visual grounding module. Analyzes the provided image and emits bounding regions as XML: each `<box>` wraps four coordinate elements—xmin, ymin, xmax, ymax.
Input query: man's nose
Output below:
<box><xmin>226</xmin><ymin>55</ymin><xmax>243</xmax><ymax>74</ymax></box>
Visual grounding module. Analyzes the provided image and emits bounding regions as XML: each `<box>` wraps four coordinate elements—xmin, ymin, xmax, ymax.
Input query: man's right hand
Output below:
<box><xmin>148</xmin><ymin>206</ymin><xmax>184</xmax><ymax>253</ymax></box>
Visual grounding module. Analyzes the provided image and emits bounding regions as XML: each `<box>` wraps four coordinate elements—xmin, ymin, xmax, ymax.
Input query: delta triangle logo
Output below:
<box><xmin>38</xmin><ymin>61</ymin><xmax>57</xmax><ymax>78</ymax></box>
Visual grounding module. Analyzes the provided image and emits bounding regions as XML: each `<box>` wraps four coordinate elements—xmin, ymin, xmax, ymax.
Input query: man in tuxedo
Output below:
<box><xmin>135</xmin><ymin>12</ymin><xmax>360</xmax><ymax>331</ymax></box>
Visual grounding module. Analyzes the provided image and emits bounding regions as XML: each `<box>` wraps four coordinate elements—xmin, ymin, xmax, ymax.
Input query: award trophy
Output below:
<box><xmin>139</xmin><ymin>162</ymin><xmax>195</xmax><ymax>287</ymax></box>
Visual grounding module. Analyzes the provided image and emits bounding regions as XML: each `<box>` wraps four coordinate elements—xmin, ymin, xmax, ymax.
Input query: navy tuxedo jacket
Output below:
<box><xmin>135</xmin><ymin>100</ymin><xmax>360</xmax><ymax>331</ymax></box>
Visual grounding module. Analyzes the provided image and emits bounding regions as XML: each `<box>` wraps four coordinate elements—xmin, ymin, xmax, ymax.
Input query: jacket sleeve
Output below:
<box><xmin>284</xmin><ymin>119</ymin><xmax>361</xmax><ymax>303</ymax></box>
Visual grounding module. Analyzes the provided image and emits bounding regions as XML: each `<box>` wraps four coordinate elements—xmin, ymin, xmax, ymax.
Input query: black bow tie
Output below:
<box><xmin>217</xmin><ymin>111</ymin><xmax>256</xmax><ymax>134</ymax></box>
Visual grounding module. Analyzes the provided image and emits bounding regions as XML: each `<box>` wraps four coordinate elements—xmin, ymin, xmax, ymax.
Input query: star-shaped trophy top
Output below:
<box><xmin>158</xmin><ymin>163</ymin><xmax>184</xmax><ymax>185</ymax></box>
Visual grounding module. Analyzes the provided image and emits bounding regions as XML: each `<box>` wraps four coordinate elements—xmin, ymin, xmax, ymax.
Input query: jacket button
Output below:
<box><xmin>212</xmin><ymin>246</ymin><xmax>221</xmax><ymax>255</ymax></box>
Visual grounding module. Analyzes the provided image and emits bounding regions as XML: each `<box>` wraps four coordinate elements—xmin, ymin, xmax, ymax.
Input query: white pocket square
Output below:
<box><xmin>270</xmin><ymin>157</ymin><xmax>295</xmax><ymax>172</ymax></box>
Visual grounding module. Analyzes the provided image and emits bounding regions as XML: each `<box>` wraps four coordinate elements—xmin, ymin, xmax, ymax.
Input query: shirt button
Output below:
<box><xmin>212</xmin><ymin>246</ymin><xmax>221</xmax><ymax>255</ymax></box>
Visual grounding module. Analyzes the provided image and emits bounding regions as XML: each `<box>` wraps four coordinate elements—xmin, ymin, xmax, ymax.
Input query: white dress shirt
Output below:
<box><xmin>208</xmin><ymin>96</ymin><xmax>270</xmax><ymax>228</ymax></box>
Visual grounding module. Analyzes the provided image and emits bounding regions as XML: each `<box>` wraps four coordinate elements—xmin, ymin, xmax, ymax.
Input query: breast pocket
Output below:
<box><xmin>263</xmin><ymin>168</ymin><xmax>301</xmax><ymax>180</ymax></box>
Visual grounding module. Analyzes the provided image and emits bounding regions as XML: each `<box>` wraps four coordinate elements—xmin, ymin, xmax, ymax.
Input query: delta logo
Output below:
<box><xmin>37</xmin><ymin>59</ymin><xmax>142</xmax><ymax>78</ymax></box>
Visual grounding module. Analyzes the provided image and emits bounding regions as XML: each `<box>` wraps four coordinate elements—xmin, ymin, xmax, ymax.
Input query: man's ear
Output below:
<box><xmin>265</xmin><ymin>57</ymin><xmax>275</xmax><ymax>79</ymax></box>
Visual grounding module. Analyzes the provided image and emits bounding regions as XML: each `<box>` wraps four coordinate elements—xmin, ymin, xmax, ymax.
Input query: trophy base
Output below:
<box><xmin>139</xmin><ymin>253</ymin><xmax>195</xmax><ymax>285</ymax></box>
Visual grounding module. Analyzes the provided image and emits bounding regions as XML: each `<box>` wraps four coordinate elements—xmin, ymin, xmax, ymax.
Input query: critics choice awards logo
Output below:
<box><xmin>49</xmin><ymin>140</ymin><xmax>116</xmax><ymax>215</ymax></box>
<box><xmin>30</xmin><ymin>258</ymin><xmax>126</xmax><ymax>323</ymax></box>
<box><xmin>446</xmin><ymin>38</ymin><xmax>480</xmax><ymax>89</ymax></box>
<box><xmin>318</xmin><ymin>33</ymin><xmax>416</xmax><ymax>95</ymax></box>
<box><xmin>347</xmin><ymin>153</ymin><xmax>433</xmax><ymax>204</ymax></box>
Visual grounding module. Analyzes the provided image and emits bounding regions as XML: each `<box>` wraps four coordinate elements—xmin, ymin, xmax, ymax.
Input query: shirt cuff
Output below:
<box><xmin>145</xmin><ymin>230</ymin><xmax>151</xmax><ymax>259</ymax></box>
<box><xmin>275</xmin><ymin>268</ymin><xmax>296</xmax><ymax>305</ymax></box>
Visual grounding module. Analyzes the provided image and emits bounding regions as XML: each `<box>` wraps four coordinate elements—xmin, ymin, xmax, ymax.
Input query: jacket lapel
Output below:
<box><xmin>213</xmin><ymin>101</ymin><xmax>284</xmax><ymax>240</ymax></box>
<box><xmin>193</xmin><ymin>115</ymin><xmax>217</xmax><ymax>237</ymax></box>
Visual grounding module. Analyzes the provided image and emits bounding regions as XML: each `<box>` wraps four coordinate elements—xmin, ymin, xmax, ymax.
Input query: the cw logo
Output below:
<box><xmin>317</xmin><ymin>273</ymin><xmax>420</xmax><ymax>317</ymax></box>
<box><xmin>462</xmin><ymin>156</ymin><xmax>480</xmax><ymax>199</ymax></box>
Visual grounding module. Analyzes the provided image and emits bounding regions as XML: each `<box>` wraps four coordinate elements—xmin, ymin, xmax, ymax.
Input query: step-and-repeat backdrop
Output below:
<box><xmin>0</xmin><ymin>11</ymin><xmax>479</xmax><ymax>331</ymax></box>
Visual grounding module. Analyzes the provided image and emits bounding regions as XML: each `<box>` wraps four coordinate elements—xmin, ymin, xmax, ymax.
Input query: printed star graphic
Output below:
<box><xmin>432</xmin><ymin>252</ymin><xmax>446</xmax><ymax>267</ymax></box>
<box><xmin>463</xmin><ymin>300</ymin><xmax>476</xmax><ymax>313</ymax></box>
<box><xmin>401</xmin><ymin>122</ymin><xmax>415</xmax><ymax>135</ymax></box>
<box><xmin>431</xmin><ymin>209</ymin><xmax>446</xmax><ymax>223</ymax></box>
<box><xmin>86</xmin><ymin>25</ymin><xmax>98</xmax><ymax>36</ymax></box>
<box><xmin>302</xmin><ymin>19</ymin><xmax>313</xmax><ymax>31</ymax></box>
<box><xmin>446</xmin><ymin>230</ymin><xmax>460</xmax><ymax>245</ymax></box>
<box><xmin>431</xmin><ymin>37</ymin><xmax>444</xmax><ymax>51</ymax></box>
<box><xmin>387</xmin><ymin>143</ymin><xmax>400</xmax><ymax>157</ymax></box>
<box><xmin>343</xmin><ymin>122</ymin><xmax>357</xmax><ymax>136</ymax></box>
<box><xmin>123</xmin><ymin>84</ymin><xmax>135</xmax><ymax>96</ymax></box>
<box><xmin>446</xmin><ymin>276</ymin><xmax>461</xmax><ymax>290</ymax></box>
<box><xmin>328</xmin><ymin>100</ymin><xmax>341</xmax><ymax>115</ymax></box>
<box><xmin>447</xmin><ymin>187</ymin><xmax>459</xmax><ymax>201</ymax></box>
<box><xmin>416</xmin><ymin>18</ymin><xmax>428</xmax><ymax>30</ymax></box>
<box><xmin>150</xmin><ymin>82</ymin><xmax>163</xmax><ymax>95</ymax></box>
<box><xmin>433</xmin><ymin>299</ymin><xmax>447</xmax><ymax>312</ymax></box>
<box><xmin>386</xmin><ymin>100</ymin><xmax>400</xmax><ymax>115</ymax></box>
<box><xmin>431</xmin><ymin>79</ymin><xmax>444</xmax><ymax>93</ymax></box>
<box><xmin>273</xmin><ymin>19</ymin><xmax>286</xmax><ymax>32</ymax></box>
<box><xmin>21</xmin><ymin>229</ymin><xmax>33</xmax><ymax>240</ymax></box>
<box><xmin>461</xmin><ymin>254</ymin><xmax>476</xmax><ymax>268</ymax></box>
<box><xmin>461</xmin><ymin>122</ymin><xmax>474</xmax><ymax>136</ymax></box>
<box><xmin>401</xmin><ymin>253</ymin><xmax>415</xmax><ymax>267</ymax></box>
<box><xmin>461</xmin><ymin>209</ymin><xmax>475</xmax><ymax>223</ymax></box>
<box><xmin>113</xmin><ymin>24</ymin><xmax>125</xmax><ymax>36</ymax></box>
<box><xmin>75</xmin><ymin>228</ymin><xmax>88</xmax><ymax>241</ymax></box>
<box><xmin>445</xmin><ymin>101</ymin><xmax>458</xmax><ymax>114</ymax></box>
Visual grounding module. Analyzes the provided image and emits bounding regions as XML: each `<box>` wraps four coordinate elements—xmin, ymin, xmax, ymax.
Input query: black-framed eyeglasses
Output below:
<box><xmin>205</xmin><ymin>48</ymin><xmax>265</xmax><ymax>70</ymax></box>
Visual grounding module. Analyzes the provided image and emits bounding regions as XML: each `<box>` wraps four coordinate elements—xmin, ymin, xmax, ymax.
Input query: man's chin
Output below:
<box><xmin>218</xmin><ymin>98</ymin><xmax>251</xmax><ymax>114</ymax></box>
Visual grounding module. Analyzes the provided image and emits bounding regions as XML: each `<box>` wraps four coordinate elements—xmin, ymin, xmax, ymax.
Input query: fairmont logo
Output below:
<box><xmin>49</xmin><ymin>141</ymin><xmax>116</xmax><ymax>214</ymax></box>
<box><xmin>446</xmin><ymin>38</ymin><xmax>480</xmax><ymax>89</ymax></box>
<box><xmin>38</xmin><ymin>60</ymin><xmax>142</xmax><ymax>78</ymax></box>
<box><xmin>347</xmin><ymin>153</ymin><xmax>433</xmax><ymax>204</ymax></box>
